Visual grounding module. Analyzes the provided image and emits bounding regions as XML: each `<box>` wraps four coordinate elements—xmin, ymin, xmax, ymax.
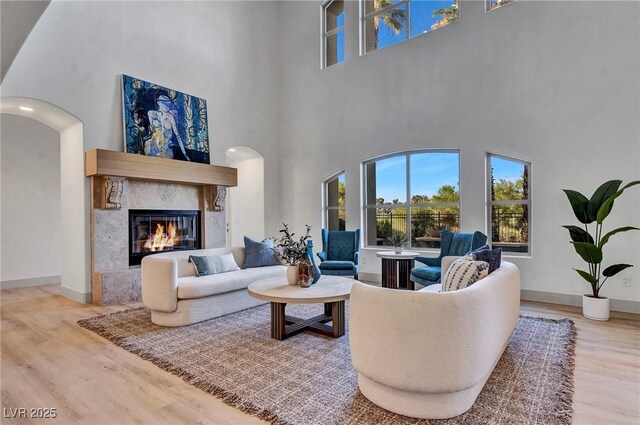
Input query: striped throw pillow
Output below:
<box><xmin>441</xmin><ymin>258</ymin><xmax>489</xmax><ymax>292</ymax></box>
<box><xmin>189</xmin><ymin>253</ymin><xmax>240</xmax><ymax>277</ymax></box>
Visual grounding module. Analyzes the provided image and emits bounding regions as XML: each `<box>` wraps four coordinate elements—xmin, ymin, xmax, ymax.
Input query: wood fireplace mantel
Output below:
<box><xmin>85</xmin><ymin>149</ymin><xmax>237</xmax><ymax>187</ymax></box>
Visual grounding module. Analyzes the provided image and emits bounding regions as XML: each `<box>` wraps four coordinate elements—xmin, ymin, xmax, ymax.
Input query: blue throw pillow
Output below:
<box><xmin>466</xmin><ymin>245</ymin><xmax>501</xmax><ymax>274</ymax></box>
<box><xmin>244</xmin><ymin>237</ymin><xmax>278</xmax><ymax>268</ymax></box>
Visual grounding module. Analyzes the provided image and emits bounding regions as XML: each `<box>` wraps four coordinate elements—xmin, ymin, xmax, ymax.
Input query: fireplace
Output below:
<box><xmin>129</xmin><ymin>209</ymin><xmax>201</xmax><ymax>266</ymax></box>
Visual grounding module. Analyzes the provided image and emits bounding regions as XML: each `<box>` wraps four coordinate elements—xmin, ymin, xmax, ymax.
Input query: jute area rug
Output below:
<box><xmin>78</xmin><ymin>304</ymin><xmax>575</xmax><ymax>425</ymax></box>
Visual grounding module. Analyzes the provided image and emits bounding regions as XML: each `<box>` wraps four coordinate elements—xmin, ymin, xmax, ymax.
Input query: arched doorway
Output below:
<box><xmin>0</xmin><ymin>97</ymin><xmax>89</xmax><ymax>303</ymax></box>
<box><xmin>225</xmin><ymin>146</ymin><xmax>265</xmax><ymax>247</ymax></box>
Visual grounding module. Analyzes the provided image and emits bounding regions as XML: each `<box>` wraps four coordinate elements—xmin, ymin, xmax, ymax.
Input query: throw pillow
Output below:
<box><xmin>189</xmin><ymin>253</ymin><xmax>240</xmax><ymax>277</ymax></box>
<box><xmin>243</xmin><ymin>236</ymin><xmax>278</xmax><ymax>268</ymax></box>
<box><xmin>441</xmin><ymin>258</ymin><xmax>489</xmax><ymax>292</ymax></box>
<box><xmin>465</xmin><ymin>245</ymin><xmax>502</xmax><ymax>274</ymax></box>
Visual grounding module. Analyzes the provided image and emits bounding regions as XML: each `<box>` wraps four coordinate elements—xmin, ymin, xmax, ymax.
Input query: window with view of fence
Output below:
<box><xmin>488</xmin><ymin>155</ymin><xmax>530</xmax><ymax>254</ymax></box>
<box><xmin>372</xmin><ymin>211</ymin><xmax>526</xmax><ymax>248</ymax></box>
<box><xmin>364</xmin><ymin>151</ymin><xmax>460</xmax><ymax>248</ymax></box>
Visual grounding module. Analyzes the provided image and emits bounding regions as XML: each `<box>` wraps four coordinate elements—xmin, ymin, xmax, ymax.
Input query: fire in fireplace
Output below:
<box><xmin>129</xmin><ymin>209</ymin><xmax>201</xmax><ymax>266</ymax></box>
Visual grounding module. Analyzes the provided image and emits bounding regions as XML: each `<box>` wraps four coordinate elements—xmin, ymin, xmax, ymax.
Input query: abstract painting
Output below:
<box><xmin>122</xmin><ymin>75</ymin><xmax>210</xmax><ymax>164</ymax></box>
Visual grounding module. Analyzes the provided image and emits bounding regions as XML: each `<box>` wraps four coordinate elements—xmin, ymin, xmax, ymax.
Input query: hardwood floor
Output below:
<box><xmin>1</xmin><ymin>284</ymin><xmax>639</xmax><ymax>424</ymax></box>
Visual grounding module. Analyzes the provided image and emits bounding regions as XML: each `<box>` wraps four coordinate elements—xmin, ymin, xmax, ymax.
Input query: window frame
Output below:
<box><xmin>485</xmin><ymin>0</ymin><xmax>517</xmax><ymax>13</ymax></box>
<box><xmin>361</xmin><ymin>149</ymin><xmax>461</xmax><ymax>249</ymax></box>
<box><xmin>323</xmin><ymin>170</ymin><xmax>346</xmax><ymax>231</ymax></box>
<box><xmin>359</xmin><ymin>0</ymin><xmax>459</xmax><ymax>55</ymax></box>
<box><xmin>486</xmin><ymin>153</ymin><xmax>531</xmax><ymax>256</ymax></box>
<box><xmin>321</xmin><ymin>0</ymin><xmax>346</xmax><ymax>69</ymax></box>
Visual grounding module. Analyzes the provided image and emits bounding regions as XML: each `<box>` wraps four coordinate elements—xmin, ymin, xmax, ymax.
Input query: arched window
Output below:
<box><xmin>363</xmin><ymin>150</ymin><xmax>460</xmax><ymax>248</ymax></box>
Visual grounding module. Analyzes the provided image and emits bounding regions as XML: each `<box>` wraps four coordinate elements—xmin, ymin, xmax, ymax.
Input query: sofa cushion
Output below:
<box><xmin>418</xmin><ymin>283</ymin><xmax>442</xmax><ymax>293</ymax></box>
<box><xmin>410</xmin><ymin>266</ymin><xmax>441</xmax><ymax>282</ymax></box>
<box><xmin>441</xmin><ymin>258</ymin><xmax>489</xmax><ymax>292</ymax></box>
<box><xmin>319</xmin><ymin>260</ymin><xmax>355</xmax><ymax>270</ymax></box>
<box><xmin>177</xmin><ymin>265</ymin><xmax>285</xmax><ymax>300</ymax></box>
<box><xmin>146</xmin><ymin>247</ymin><xmax>245</xmax><ymax>278</ymax></box>
<box><xmin>465</xmin><ymin>246</ymin><xmax>502</xmax><ymax>274</ymax></box>
<box><xmin>189</xmin><ymin>253</ymin><xmax>240</xmax><ymax>277</ymax></box>
<box><xmin>244</xmin><ymin>237</ymin><xmax>278</xmax><ymax>268</ymax></box>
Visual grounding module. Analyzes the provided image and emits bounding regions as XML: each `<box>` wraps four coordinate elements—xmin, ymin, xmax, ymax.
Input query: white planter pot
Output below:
<box><xmin>286</xmin><ymin>265</ymin><xmax>299</xmax><ymax>286</ymax></box>
<box><xmin>394</xmin><ymin>247</ymin><xmax>403</xmax><ymax>254</ymax></box>
<box><xmin>582</xmin><ymin>294</ymin><xmax>610</xmax><ymax>321</ymax></box>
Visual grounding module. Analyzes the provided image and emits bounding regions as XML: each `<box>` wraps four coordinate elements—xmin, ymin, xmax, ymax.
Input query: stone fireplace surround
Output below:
<box><xmin>86</xmin><ymin>149</ymin><xmax>236</xmax><ymax>306</ymax></box>
<box><xmin>91</xmin><ymin>179</ymin><xmax>226</xmax><ymax>306</ymax></box>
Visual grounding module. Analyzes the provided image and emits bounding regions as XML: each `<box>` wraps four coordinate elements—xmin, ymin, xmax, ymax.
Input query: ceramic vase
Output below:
<box><xmin>298</xmin><ymin>259</ymin><xmax>312</xmax><ymax>287</ymax></box>
<box><xmin>582</xmin><ymin>294</ymin><xmax>610</xmax><ymax>321</ymax></box>
<box><xmin>307</xmin><ymin>240</ymin><xmax>321</xmax><ymax>285</ymax></box>
<box><xmin>394</xmin><ymin>246</ymin><xmax>403</xmax><ymax>254</ymax></box>
<box><xmin>286</xmin><ymin>265</ymin><xmax>299</xmax><ymax>285</ymax></box>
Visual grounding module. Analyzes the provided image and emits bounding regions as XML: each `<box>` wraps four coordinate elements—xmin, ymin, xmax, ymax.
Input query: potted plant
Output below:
<box><xmin>275</xmin><ymin>223</ymin><xmax>312</xmax><ymax>285</ymax></box>
<box><xmin>562</xmin><ymin>179</ymin><xmax>639</xmax><ymax>320</ymax></box>
<box><xmin>388</xmin><ymin>230</ymin><xmax>408</xmax><ymax>254</ymax></box>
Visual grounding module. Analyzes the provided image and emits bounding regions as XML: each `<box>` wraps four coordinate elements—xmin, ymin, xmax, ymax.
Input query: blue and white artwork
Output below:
<box><xmin>122</xmin><ymin>75</ymin><xmax>210</xmax><ymax>164</ymax></box>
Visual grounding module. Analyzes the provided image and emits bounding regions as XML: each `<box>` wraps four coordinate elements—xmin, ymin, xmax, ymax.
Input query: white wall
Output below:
<box><xmin>277</xmin><ymin>1</ymin><xmax>640</xmax><ymax>304</ymax></box>
<box><xmin>227</xmin><ymin>156</ymin><xmax>265</xmax><ymax>246</ymax></box>
<box><xmin>1</xmin><ymin>0</ymin><xmax>285</xmax><ymax>299</ymax></box>
<box><xmin>2</xmin><ymin>1</ymin><xmax>639</xmax><ymax>307</ymax></box>
<box><xmin>1</xmin><ymin>113</ymin><xmax>61</xmax><ymax>286</ymax></box>
<box><xmin>0</xmin><ymin>0</ymin><xmax>284</xmax><ymax>235</ymax></box>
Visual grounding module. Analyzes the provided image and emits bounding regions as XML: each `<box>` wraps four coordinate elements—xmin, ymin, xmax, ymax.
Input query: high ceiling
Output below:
<box><xmin>1</xmin><ymin>0</ymin><xmax>50</xmax><ymax>83</ymax></box>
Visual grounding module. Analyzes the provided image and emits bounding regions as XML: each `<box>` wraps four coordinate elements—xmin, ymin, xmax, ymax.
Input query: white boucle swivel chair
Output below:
<box><xmin>349</xmin><ymin>260</ymin><xmax>520</xmax><ymax>419</ymax></box>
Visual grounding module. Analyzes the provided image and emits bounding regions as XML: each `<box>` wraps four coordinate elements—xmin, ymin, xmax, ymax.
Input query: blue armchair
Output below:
<box><xmin>410</xmin><ymin>230</ymin><xmax>487</xmax><ymax>287</ymax></box>
<box><xmin>317</xmin><ymin>229</ymin><xmax>360</xmax><ymax>279</ymax></box>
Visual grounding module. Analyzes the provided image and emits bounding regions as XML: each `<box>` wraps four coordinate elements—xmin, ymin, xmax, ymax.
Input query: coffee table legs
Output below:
<box><xmin>271</xmin><ymin>302</ymin><xmax>288</xmax><ymax>340</ymax></box>
<box><xmin>270</xmin><ymin>300</ymin><xmax>346</xmax><ymax>340</ymax></box>
<box><xmin>328</xmin><ymin>301</ymin><xmax>346</xmax><ymax>337</ymax></box>
<box><xmin>381</xmin><ymin>258</ymin><xmax>415</xmax><ymax>290</ymax></box>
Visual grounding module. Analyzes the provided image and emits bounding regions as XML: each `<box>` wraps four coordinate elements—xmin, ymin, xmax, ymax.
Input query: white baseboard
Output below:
<box><xmin>358</xmin><ymin>272</ymin><xmax>381</xmax><ymax>284</ymax></box>
<box><xmin>1</xmin><ymin>275</ymin><xmax>61</xmax><ymax>290</ymax></box>
<box><xmin>358</xmin><ymin>272</ymin><xmax>639</xmax><ymax>314</ymax></box>
<box><xmin>60</xmin><ymin>285</ymin><xmax>92</xmax><ymax>304</ymax></box>
<box><xmin>521</xmin><ymin>289</ymin><xmax>640</xmax><ymax>314</ymax></box>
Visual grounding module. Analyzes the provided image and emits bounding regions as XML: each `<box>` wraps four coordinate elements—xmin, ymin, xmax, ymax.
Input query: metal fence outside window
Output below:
<box><xmin>375</xmin><ymin>212</ymin><xmax>527</xmax><ymax>243</ymax></box>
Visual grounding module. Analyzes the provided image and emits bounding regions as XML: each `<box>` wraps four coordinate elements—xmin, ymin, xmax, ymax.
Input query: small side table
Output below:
<box><xmin>375</xmin><ymin>251</ymin><xmax>420</xmax><ymax>290</ymax></box>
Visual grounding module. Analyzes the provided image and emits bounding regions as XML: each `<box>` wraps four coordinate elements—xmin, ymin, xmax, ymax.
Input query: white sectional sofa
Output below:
<box><xmin>349</xmin><ymin>259</ymin><xmax>521</xmax><ymax>419</ymax></box>
<box><xmin>141</xmin><ymin>247</ymin><xmax>286</xmax><ymax>326</ymax></box>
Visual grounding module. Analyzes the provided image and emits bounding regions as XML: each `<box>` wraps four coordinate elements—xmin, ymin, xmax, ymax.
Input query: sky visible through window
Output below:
<box><xmin>336</xmin><ymin>8</ymin><xmax>345</xmax><ymax>61</ymax></box>
<box><xmin>375</xmin><ymin>152</ymin><xmax>459</xmax><ymax>203</ymax></box>
<box><xmin>336</xmin><ymin>7</ymin><xmax>344</xmax><ymax>27</ymax></box>
<box><xmin>376</xmin><ymin>1</ymin><xmax>457</xmax><ymax>50</ymax></box>
<box><xmin>336</xmin><ymin>31</ymin><xmax>345</xmax><ymax>62</ymax></box>
<box><xmin>492</xmin><ymin>157</ymin><xmax>525</xmax><ymax>183</ymax></box>
<box><xmin>374</xmin><ymin>154</ymin><xmax>525</xmax><ymax>203</ymax></box>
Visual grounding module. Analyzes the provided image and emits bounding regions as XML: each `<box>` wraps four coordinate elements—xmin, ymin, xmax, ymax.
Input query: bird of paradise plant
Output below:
<box><xmin>562</xmin><ymin>180</ymin><xmax>639</xmax><ymax>298</ymax></box>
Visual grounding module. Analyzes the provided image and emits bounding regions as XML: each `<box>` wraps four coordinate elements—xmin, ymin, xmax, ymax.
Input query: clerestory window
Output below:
<box><xmin>360</xmin><ymin>0</ymin><xmax>459</xmax><ymax>54</ymax></box>
<box><xmin>322</xmin><ymin>0</ymin><xmax>345</xmax><ymax>68</ymax></box>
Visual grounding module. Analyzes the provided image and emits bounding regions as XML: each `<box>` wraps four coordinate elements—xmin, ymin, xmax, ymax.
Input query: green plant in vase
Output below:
<box><xmin>274</xmin><ymin>223</ymin><xmax>311</xmax><ymax>285</ymax></box>
<box><xmin>388</xmin><ymin>230</ymin><xmax>408</xmax><ymax>254</ymax></box>
<box><xmin>562</xmin><ymin>179</ymin><xmax>639</xmax><ymax>320</ymax></box>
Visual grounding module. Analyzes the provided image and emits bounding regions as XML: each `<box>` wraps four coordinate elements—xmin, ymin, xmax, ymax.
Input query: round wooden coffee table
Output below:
<box><xmin>247</xmin><ymin>276</ymin><xmax>354</xmax><ymax>340</ymax></box>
